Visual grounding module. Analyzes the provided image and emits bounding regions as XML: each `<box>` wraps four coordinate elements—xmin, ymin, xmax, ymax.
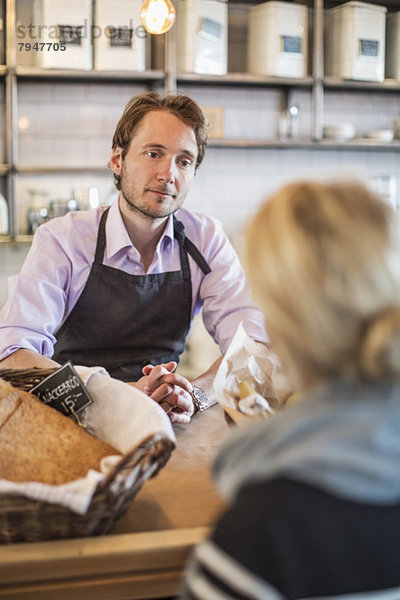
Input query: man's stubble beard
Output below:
<box><xmin>120</xmin><ymin>169</ymin><xmax>185</xmax><ymax>221</ymax></box>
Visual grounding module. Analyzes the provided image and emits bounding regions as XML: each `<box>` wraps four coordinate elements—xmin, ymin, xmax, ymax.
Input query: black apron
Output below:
<box><xmin>53</xmin><ymin>208</ymin><xmax>211</xmax><ymax>381</ymax></box>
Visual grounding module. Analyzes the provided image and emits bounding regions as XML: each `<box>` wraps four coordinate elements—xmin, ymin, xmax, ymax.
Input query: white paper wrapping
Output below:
<box><xmin>0</xmin><ymin>366</ymin><xmax>176</xmax><ymax>514</ymax></box>
<box><xmin>214</xmin><ymin>322</ymin><xmax>291</xmax><ymax>419</ymax></box>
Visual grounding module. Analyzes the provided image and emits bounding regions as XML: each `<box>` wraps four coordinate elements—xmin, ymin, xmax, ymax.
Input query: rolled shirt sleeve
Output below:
<box><xmin>0</xmin><ymin>215</ymin><xmax>92</xmax><ymax>361</ymax></box>
<box><xmin>182</xmin><ymin>211</ymin><xmax>269</xmax><ymax>352</ymax></box>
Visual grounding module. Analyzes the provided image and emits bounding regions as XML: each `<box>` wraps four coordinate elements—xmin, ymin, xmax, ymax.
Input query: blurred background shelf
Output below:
<box><xmin>177</xmin><ymin>72</ymin><xmax>315</xmax><ymax>88</ymax></box>
<box><xmin>15</xmin><ymin>165</ymin><xmax>109</xmax><ymax>174</ymax></box>
<box><xmin>1</xmin><ymin>0</ymin><xmax>398</xmax><ymax>240</ymax></box>
<box><xmin>0</xmin><ymin>0</ymin><xmax>398</xmax><ymax>246</ymax></box>
<box><xmin>207</xmin><ymin>138</ymin><xmax>400</xmax><ymax>150</ymax></box>
<box><xmin>324</xmin><ymin>77</ymin><xmax>400</xmax><ymax>92</ymax></box>
<box><xmin>14</xmin><ymin>66</ymin><xmax>166</xmax><ymax>83</ymax></box>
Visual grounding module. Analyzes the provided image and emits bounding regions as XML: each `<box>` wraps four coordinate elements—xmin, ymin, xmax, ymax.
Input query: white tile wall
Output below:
<box><xmin>183</xmin><ymin>85</ymin><xmax>312</xmax><ymax>141</ymax></box>
<box><xmin>17</xmin><ymin>81</ymin><xmax>152</xmax><ymax>168</ymax></box>
<box><xmin>186</xmin><ymin>146</ymin><xmax>400</xmax><ymax>236</ymax></box>
<box><xmin>3</xmin><ymin>145</ymin><xmax>400</xmax><ymax>297</ymax></box>
<box><xmin>323</xmin><ymin>90</ymin><xmax>400</xmax><ymax>137</ymax></box>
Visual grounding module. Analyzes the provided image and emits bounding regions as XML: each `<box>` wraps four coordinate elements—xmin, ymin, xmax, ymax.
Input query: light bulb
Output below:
<box><xmin>140</xmin><ymin>0</ymin><xmax>176</xmax><ymax>35</ymax></box>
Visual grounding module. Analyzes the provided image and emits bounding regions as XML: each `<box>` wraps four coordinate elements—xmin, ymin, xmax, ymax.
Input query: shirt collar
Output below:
<box><xmin>105</xmin><ymin>199</ymin><xmax>176</xmax><ymax>260</ymax></box>
<box><xmin>162</xmin><ymin>213</ymin><xmax>175</xmax><ymax>244</ymax></box>
<box><xmin>105</xmin><ymin>199</ymin><xmax>133</xmax><ymax>260</ymax></box>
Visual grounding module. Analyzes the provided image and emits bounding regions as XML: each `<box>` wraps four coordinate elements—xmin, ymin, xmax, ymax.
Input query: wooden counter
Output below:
<box><xmin>0</xmin><ymin>405</ymin><xmax>231</xmax><ymax>600</ymax></box>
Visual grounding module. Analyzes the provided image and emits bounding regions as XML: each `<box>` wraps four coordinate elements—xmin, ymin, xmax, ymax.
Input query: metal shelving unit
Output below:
<box><xmin>324</xmin><ymin>77</ymin><xmax>400</xmax><ymax>92</ymax></box>
<box><xmin>14</xmin><ymin>66</ymin><xmax>166</xmax><ymax>83</ymax></box>
<box><xmin>172</xmin><ymin>0</ymin><xmax>400</xmax><ymax>146</ymax></box>
<box><xmin>176</xmin><ymin>72</ymin><xmax>315</xmax><ymax>88</ymax></box>
<box><xmin>2</xmin><ymin>0</ymin><xmax>168</xmax><ymax>238</ymax></box>
<box><xmin>208</xmin><ymin>138</ymin><xmax>400</xmax><ymax>151</ymax></box>
<box><xmin>1</xmin><ymin>0</ymin><xmax>399</xmax><ymax>239</ymax></box>
<box><xmin>16</xmin><ymin>165</ymin><xmax>110</xmax><ymax>174</ymax></box>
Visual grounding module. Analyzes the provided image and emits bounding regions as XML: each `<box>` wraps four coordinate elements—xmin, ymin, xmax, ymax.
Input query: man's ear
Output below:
<box><xmin>109</xmin><ymin>146</ymin><xmax>122</xmax><ymax>175</ymax></box>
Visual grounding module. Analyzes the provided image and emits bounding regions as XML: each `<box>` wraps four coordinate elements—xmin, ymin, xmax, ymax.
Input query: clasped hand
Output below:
<box><xmin>135</xmin><ymin>361</ymin><xmax>194</xmax><ymax>424</ymax></box>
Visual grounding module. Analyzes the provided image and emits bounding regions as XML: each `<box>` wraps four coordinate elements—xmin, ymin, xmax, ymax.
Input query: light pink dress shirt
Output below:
<box><xmin>0</xmin><ymin>201</ymin><xmax>268</xmax><ymax>360</ymax></box>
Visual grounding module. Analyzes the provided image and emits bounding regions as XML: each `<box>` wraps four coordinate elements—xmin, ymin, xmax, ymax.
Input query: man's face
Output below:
<box><xmin>110</xmin><ymin>110</ymin><xmax>198</xmax><ymax>220</ymax></box>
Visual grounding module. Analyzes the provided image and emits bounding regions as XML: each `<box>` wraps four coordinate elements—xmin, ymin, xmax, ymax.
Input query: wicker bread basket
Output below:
<box><xmin>0</xmin><ymin>368</ymin><xmax>175</xmax><ymax>544</ymax></box>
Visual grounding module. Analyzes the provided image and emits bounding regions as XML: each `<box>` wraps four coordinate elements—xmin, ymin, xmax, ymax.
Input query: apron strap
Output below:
<box><xmin>94</xmin><ymin>207</ymin><xmax>110</xmax><ymax>264</ymax></box>
<box><xmin>174</xmin><ymin>217</ymin><xmax>211</xmax><ymax>276</ymax></box>
<box><xmin>183</xmin><ymin>237</ymin><xmax>211</xmax><ymax>275</ymax></box>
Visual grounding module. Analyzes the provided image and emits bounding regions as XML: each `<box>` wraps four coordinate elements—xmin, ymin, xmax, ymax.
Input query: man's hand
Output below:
<box><xmin>135</xmin><ymin>361</ymin><xmax>195</xmax><ymax>424</ymax></box>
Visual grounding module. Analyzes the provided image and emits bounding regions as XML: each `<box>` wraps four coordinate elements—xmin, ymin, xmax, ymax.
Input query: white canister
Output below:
<box><xmin>325</xmin><ymin>1</ymin><xmax>387</xmax><ymax>82</ymax></box>
<box><xmin>33</xmin><ymin>0</ymin><xmax>93</xmax><ymax>70</ymax></box>
<box><xmin>176</xmin><ymin>0</ymin><xmax>228</xmax><ymax>75</ymax></box>
<box><xmin>247</xmin><ymin>1</ymin><xmax>308</xmax><ymax>78</ymax></box>
<box><xmin>93</xmin><ymin>0</ymin><xmax>148</xmax><ymax>72</ymax></box>
<box><xmin>0</xmin><ymin>194</ymin><xmax>8</xmax><ymax>235</ymax></box>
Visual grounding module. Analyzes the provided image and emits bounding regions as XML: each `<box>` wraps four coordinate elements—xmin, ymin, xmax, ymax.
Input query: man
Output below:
<box><xmin>0</xmin><ymin>92</ymin><xmax>268</xmax><ymax>423</ymax></box>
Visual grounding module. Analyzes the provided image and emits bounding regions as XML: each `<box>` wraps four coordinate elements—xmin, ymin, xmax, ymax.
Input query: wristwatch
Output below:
<box><xmin>191</xmin><ymin>385</ymin><xmax>209</xmax><ymax>413</ymax></box>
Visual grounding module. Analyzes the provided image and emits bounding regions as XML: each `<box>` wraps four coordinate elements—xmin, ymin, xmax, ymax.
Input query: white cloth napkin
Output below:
<box><xmin>0</xmin><ymin>366</ymin><xmax>176</xmax><ymax>514</ymax></box>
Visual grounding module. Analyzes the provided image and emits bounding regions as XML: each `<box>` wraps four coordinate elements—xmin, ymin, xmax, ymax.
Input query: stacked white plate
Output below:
<box><xmin>323</xmin><ymin>123</ymin><xmax>355</xmax><ymax>142</ymax></box>
<box><xmin>365</xmin><ymin>129</ymin><xmax>394</xmax><ymax>143</ymax></box>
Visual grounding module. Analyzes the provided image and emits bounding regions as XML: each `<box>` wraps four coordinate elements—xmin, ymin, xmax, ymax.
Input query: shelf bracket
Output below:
<box><xmin>164</xmin><ymin>28</ymin><xmax>177</xmax><ymax>94</ymax></box>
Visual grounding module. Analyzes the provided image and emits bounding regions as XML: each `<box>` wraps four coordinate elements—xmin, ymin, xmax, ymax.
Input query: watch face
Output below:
<box><xmin>192</xmin><ymin>386</ymin><xmax>208</xmax><ymax>412</ymax></box>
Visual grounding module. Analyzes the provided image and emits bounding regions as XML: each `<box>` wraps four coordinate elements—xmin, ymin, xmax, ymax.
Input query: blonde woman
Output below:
<box><xmin>181</xmin><ymin>180</ymin><xmax>400</xmax><ymax>599</ymax></box>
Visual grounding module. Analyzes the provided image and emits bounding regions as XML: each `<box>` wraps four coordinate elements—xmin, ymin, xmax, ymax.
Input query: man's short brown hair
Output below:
<box><xmin>112</xmin><ymin>91</ymin><xmax>208</xmax><ymax>190</ymax></box>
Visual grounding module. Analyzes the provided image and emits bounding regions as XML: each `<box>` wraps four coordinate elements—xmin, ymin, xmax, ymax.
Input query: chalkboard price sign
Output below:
<box><xmin>31</xmin><ymin>362</ymin><xmax>93</xmax><ymax>418</ymax></box>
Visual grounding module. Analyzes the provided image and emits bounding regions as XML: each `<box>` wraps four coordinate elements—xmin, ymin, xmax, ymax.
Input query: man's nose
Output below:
<box><xmin>156</xmin><ymin>158</ymin><xmax>176</xmax><ymax>183</ymax></box>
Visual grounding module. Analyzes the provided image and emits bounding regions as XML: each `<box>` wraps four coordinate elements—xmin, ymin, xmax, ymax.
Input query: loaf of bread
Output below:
<box><xmin>0</xmin><ymin>378</ymin><xmax>121</xmax><ymax>485</ymax></box>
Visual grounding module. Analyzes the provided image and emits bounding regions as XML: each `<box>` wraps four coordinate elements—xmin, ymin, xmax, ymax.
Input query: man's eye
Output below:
<box><xmin>180</xmin><ymin>159</ymin><xmax>192</xmax><ymax>167</ymax></box>
<box><xmin>147</xmin><ymin>151</ymin><xmax>159</xmax><ymax>158</ymax></box>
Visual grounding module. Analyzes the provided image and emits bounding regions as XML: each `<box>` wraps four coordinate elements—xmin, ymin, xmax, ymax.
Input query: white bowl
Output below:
<box><xmin>365</xmin><ymin>129</ymin><xmax>394</xmax><ymax>143</ymax></box>
<box><xmin>323</xmin><ymin>123</ymin><xmax>355</xmax><ymax>141</ymax></box>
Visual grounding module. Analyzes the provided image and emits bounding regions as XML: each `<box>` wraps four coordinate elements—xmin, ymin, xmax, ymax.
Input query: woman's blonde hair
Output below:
<box><xmin>246</xmin><ymin>180</ymin><xmax>400</xmax><ymax>389</ymax></box>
